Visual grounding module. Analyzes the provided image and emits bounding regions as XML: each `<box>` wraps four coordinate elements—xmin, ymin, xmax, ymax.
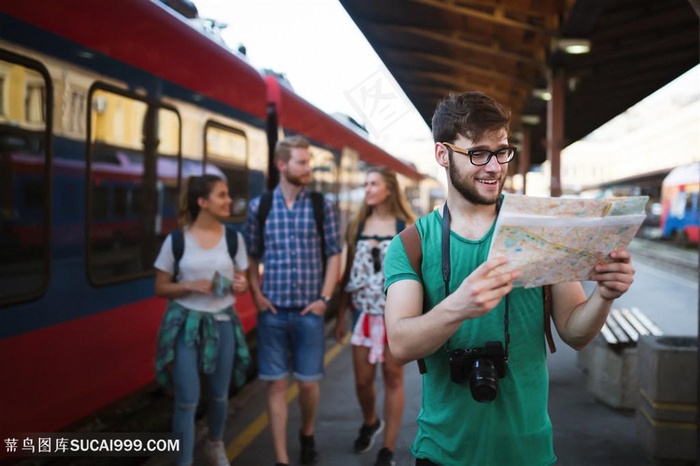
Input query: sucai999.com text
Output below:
<box><xmin>4</xmin><ymin>433</ymin><xmax>180</xmax><ymax>457</ymax></box>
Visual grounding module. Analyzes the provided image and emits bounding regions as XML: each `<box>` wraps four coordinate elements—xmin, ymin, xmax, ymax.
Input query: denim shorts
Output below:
<box><xmin>257</xmin><ymin>307</ymin><xmax>325</xmax><ymax>381</ymax></box>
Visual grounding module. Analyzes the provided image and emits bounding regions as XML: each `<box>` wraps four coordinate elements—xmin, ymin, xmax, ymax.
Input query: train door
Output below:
<box><xmin>0</xmin><ymin>51</ymin><xmax>52</xmax><ymax>305</ymax></box>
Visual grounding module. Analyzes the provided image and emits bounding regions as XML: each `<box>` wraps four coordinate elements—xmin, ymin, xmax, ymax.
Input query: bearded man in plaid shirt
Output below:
<box><xmin>244</xmin><ymin>135</ymin><xmax>341</xmax><ymax>466</ymax></box>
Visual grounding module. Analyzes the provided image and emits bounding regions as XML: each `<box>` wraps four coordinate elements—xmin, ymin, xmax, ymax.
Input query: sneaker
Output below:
<box><xmin>353</xmin><ymin>419</ymin><xmax>384</xmax><ymax>453</ymax></box>
<box><xmin>374</xmin><ymin>447</ymin><xmax>396</xmax><ymax>466</ymax></box>
<box><xmin>299</xmin><ymin>431</ymin><xmax>319</xmax><ymax>465</ymax></box>
<box><xmin>204</xmin><ymin>440</ymin><xmax>230</xmax><ymax>466</ymax></box>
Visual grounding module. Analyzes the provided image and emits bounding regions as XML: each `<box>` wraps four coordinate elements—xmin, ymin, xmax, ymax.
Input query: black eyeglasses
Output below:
<box><xmin>371</xmin><ymin>247</ymin><xmax>381</xmax><ymax>273</ymax></box>
<box><xmin>442</xmin><ymin>142</ymin><xmax>516</xmax><ymax>166</ymax></box>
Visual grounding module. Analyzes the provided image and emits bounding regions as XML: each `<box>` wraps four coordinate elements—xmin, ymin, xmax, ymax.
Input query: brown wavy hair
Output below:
<box><xmin>274</xmin><ymin>135</ymin><xmax>310</xmax><ymax>164</ymax></box>
<box><xmin>431</xmin><ymin>91</ymin><xmax>510</xmax><ymax>144</ymax></box>
<box><xmin>177</xmin><ymin>174</ymin><xmax>224</xmax><ymax>227</ymax></box>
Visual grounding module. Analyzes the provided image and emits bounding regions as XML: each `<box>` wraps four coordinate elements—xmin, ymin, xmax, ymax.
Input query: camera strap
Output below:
<box><xmin>441</xmin><ymin>203</ymin><xmax>510</xmax><ymax>360</ymax></box>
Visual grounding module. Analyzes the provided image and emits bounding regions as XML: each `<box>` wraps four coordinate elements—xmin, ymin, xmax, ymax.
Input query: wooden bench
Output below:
<box><xmin>578</xmin><ymin>307</ymin><xmax>663</xmax><ymax>409</ymax></box>
<box><xmin>599</xmin><ymin>308</ymin><xmax>663</xmax><ymax>348</ymax></box>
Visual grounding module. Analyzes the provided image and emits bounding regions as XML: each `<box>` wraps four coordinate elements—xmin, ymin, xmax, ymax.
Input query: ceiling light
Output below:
<box><xmin>556</xmin><ymin>38</ymin><xmax>591</xmax><ymax>55</ymax></box>
<box><xmin>532</xmin><ymin>89</ymin><xmax>552</xmax><ymax>101</ymax></box>
<box><xmin>521</xmin><ymin>115</ymin><xmax>541</xmax><ymax>125</ymax></box>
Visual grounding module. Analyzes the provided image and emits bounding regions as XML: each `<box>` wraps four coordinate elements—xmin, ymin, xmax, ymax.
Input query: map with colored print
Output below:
<box><xmin>487</xmin><ymin>195</ymin><xmax>648</xmax><ymax>288</ymax></box>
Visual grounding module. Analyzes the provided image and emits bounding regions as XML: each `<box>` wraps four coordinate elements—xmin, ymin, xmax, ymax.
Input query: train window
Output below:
<box><xmin>0</xmin><ymin>55</ymin><xmax>51</xmax><ymax>305</ymax></box>
<box><xmin>69</xmin><ymin>91</ymin><xmax>86</xmax><ymax>134</ymax></box>
<box><xmin>91</xmin><ymin>185</ymin><xmax>109</xmax><ymax>220</ymax></box>
<box><xmin>158</xmin><ymin>108</ymin><xmax>180</xmax><ymax>157</ymax></box>
<box><xmin>309</xmin><ymin>146</ymin><xmax>338</xmax><ymax>202</ymax></box>
<box><xmin>113</xmin><ymin>186</ymin><xmax>128</xmax><ymax>218</ymax></box>
<box><xmin>25</xmin><ymin>82</ymin><xmax>45</xmax><ymax>124</ymax></box>
<box><xmin>402</xmin><ymin>177</ymin><xmax>422</xmax><ymax>215</ymax></box>
<box><xmin>338</xmin><ymin>146</ymin><xmax>360</xmax><ymax>234</ymax></box>
<box><xmin>87</xmin><ymin>85</ymin><xmax>181</xmax><ymax>284</ymax></box>
<box><xmin>204</xmin><ymin>122</ymin><xmax>249</xmax><ymax>220</ymax></box>
<box><xmin>0</xmin><ymin>76</ymin><xmax>5</xmax><ymax>116</ymax></box>
<box><xmin>685</xmin><ymin>193</ymin><xmax>695</xmax><ymax>213</ymax></box>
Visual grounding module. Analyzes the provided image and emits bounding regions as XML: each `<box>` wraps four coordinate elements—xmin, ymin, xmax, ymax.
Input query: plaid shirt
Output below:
<box><xmin>244</xmin><ymin>187</ymin><xmax>341</xmax><ymax>307</ymax></box>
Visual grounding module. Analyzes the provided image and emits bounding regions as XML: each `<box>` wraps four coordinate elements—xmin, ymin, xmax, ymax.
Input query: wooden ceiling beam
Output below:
<box><xmin>385</xmin><ymin>49</ymin><xmax>535</xmax><ymax>90</ymax></box>
<box><xmin>402</xmin><ymin>79</ymin><xmax>528</xmax><ymax>111</ymax></box>
<box><xmin>397</xmin><ymin>68</ymin><xmax>531</xmax><ymax>101</ymax></box>
<box><xmin>408</xmin><ymin>0</ymin><xmax>553</xmax><ymax>33</ymax></box>
<box><xmin>380</xmin><ymin>24</ymin><xmax>546</xmax><ymax>70</ymax></box>
<box><xmin>594</xmin><ymin>6</ymin><xmax>693</xmax><ymax>40</ymax></box>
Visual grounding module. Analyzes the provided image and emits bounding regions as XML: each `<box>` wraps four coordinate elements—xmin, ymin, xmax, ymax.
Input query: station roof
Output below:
<box><xmin>340</xmin><ymin>0</ymin><xmax>699</xmax><ymax>165</ymax></box>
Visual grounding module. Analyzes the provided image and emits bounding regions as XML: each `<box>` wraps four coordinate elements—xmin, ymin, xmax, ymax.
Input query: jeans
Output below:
<box><xmin>172</xmin><ymin>320</ymin><xmax>234</xmax><ymax>466</ymax></box>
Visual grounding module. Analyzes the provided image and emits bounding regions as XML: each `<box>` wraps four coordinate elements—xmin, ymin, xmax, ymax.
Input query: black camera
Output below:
<box><xmin>448</xmin><ymin>341</ymin><xmax>506</xmax><ymax>403</ymax></box>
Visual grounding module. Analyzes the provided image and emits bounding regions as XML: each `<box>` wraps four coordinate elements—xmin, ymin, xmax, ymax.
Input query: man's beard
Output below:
<box><xmin>285</xmin><ymin>171</ymin><xmax>310</xmax><ymax>187</ymax></box>
<box><xmin>448</xmin><ymin>152</ymin><xmax>503</xmax><ymax>205</ymax></box>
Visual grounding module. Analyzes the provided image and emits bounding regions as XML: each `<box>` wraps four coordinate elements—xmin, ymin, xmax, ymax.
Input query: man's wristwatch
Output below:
<box><xmin>319</xmin><ymin>295</ymin><xmax>331</xmax><ymax>305</ymax></box>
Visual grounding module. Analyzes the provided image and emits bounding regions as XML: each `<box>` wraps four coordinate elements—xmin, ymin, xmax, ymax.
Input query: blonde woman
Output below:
<box><xmin>335</xmin><ymin>167</ymin><xmax>416</xmax><ymax>466</ymax></box>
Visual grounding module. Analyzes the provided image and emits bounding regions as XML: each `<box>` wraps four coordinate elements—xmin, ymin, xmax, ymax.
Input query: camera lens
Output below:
<box><xmin>468</xmin><ymin>359</ymin><xmax>499</xmax><ymax>402</ymax></box>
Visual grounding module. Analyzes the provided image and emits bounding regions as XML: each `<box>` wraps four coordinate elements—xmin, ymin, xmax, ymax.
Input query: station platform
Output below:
<box><xmin>145</xmin><ymin>240</ymin><xmax>698</xmax><ymax>466</ymax></box>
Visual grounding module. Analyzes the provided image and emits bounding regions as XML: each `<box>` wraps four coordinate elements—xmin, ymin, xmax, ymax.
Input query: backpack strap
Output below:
<box><xmin>310</xmin><ymin>191</ymin><xmax>326</xmax><ymax>265</ymax></box>
<box><xmin>256</xmin><ymin>191</ymin><xmax>274</xmax><ymax>255</ymax></box>
<box><xmin>170</xmin><ymin>227</ymin><xmax>239</xmax><ymax>283</ymax></box>
<box><xmin>224</xmin><ymin>226</ymin><xmax>239</xmax><ymax>261</ymax></box>
<box><xmin>170</xmin><ymin>229</ymin><xmax>184</xmax><ymax>282</ymax></box>
<box><xmin>543</xmin><ymin>284</ymin><xmax>556</xmax><ymax>353</ymax></box>
<box><xmin>256</xmin><ymin>190</ymin><xmax>326</xmax><ymax>264</ymax></box>
<box><xmin>398</xmin><ymin>224</ymin><xmax>426</xmax><ymax>373</ymax></box>
<box><xmin>398</xmin><ymin>225</ymin><xmax>422</xmax><ymax>279</ymax></box>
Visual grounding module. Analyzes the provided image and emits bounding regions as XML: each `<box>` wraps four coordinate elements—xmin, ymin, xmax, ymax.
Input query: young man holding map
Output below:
<box><xmin>383</xmin><ymin>91</ymin><xmax>637</xmax><ymax>466</ymax></box>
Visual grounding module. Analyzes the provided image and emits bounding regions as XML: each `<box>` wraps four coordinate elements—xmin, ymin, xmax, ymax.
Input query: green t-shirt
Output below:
<box><xmin>384</xmin><ymin>209</ymin><xmax>555</xmax><ymax>466</ymax></box>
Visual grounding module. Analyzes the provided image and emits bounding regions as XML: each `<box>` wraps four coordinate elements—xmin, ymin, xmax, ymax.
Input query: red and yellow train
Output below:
<box><xmin>0</xmin><ymin>0</ymin><xmax>426</xmax><ymax>447</ymax></box>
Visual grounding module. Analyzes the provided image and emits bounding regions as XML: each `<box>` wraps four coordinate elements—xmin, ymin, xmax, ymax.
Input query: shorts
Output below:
<box><xmin>257</xmin><ymin>306</ymin><xmax>325</xmax><ymax>381</ymax></box>
<box><xmin>350</xmin><ymin>310</ymin><xmax>387</xmax><ymax>364</ymax></box>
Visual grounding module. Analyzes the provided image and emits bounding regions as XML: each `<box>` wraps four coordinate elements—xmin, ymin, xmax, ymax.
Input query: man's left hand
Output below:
<box><xmin>301</xmin><ymin>299</ymin><xmax>327</xmax><ymax>316</ymax></box>
<box><xmin>589</xmin><ymin>249</ymin><xmax>635</xmax><ymax>300</ymax></box>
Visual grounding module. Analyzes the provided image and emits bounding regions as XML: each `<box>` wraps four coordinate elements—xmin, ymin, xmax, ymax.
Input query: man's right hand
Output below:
<box><xmin>445</xmin><ymin>256</ymin><xmax>519</xmax><ymax>320</ymax></box>
<box><xmin>253</xmin><ymin>292</ymin><xmax>277</xmax><ymax>314</ymax></box>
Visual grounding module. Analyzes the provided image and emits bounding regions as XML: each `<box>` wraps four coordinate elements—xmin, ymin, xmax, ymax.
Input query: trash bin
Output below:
<box><xmin>635</xmin><ymin>335</ymin><xmax>697</xmax><ymax>462</ymax></box>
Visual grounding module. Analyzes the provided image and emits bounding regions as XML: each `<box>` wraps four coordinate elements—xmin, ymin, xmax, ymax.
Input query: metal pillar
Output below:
<box><xmin>547</xmin><ymin>72</ymin><xmax>564</xmax><ymax>197</ymax></box>
<box><xmin>519</xmin><ymin>127</ymin><xmax>531</xmax><ymax>195</ymax></box>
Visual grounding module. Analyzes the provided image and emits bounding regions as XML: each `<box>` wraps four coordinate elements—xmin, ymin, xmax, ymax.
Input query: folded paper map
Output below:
<box><xmin>212</xmin><ymin>271</ymin><xmax>232</xmax><ymax>297</ymax></box>
<box><xmin>486</xmin><ymin>195</ymin><xmax>648</xmax><ymax>288</ymax></box>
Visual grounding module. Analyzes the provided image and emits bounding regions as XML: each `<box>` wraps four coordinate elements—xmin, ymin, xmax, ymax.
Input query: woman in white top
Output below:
<box><xmin>153</xmin><ymin>174</ymin><xmax>248</xmax><ymax>466</ymax></box>
<box><xmin>335</xmin><ymin>167</ymin><xmax>416</xmax><ymax>466</ymax></box>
